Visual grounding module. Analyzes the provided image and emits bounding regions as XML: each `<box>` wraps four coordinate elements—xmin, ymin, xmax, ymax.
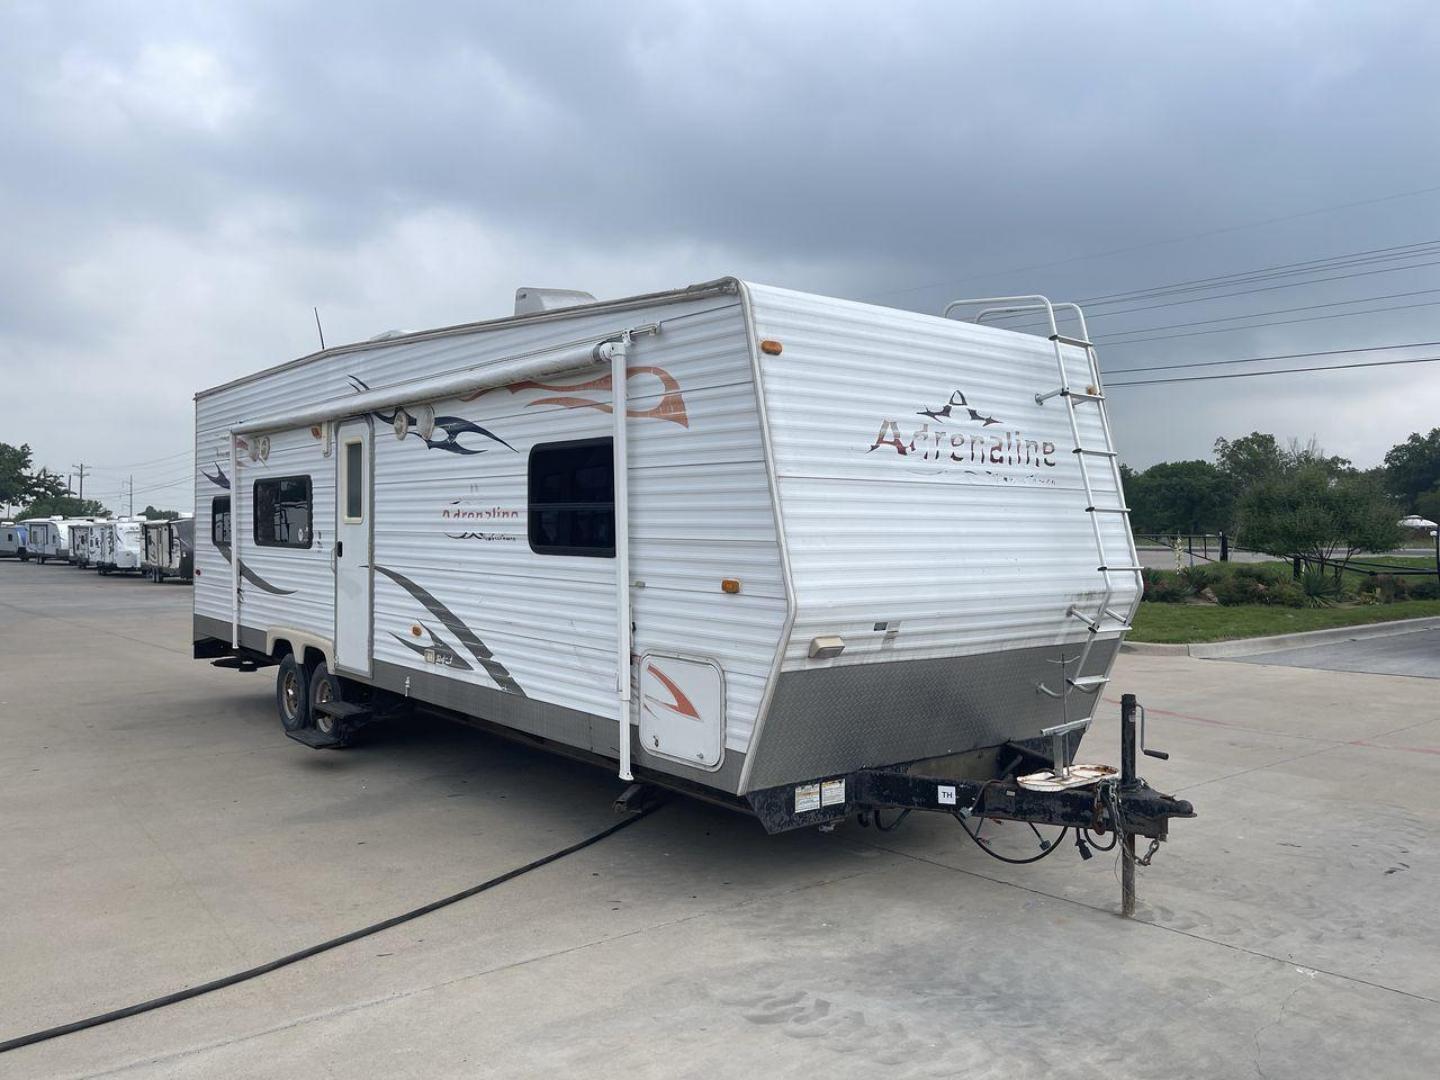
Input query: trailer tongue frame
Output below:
<box><xmin>745</xmin><ymin>694</ymin><xmax>1194</xmax><ymax>916</ymax></box>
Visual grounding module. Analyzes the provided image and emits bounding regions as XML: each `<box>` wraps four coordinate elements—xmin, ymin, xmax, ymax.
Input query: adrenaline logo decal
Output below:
<box><xmin>868</xmin><ymin>386</ymin><xmax>1059</xmax><ymax>483</ymax></box>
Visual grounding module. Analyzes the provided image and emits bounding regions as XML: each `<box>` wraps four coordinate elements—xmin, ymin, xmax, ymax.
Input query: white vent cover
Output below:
<box><xmin>514</xmin><ymin>288</ymin><xmax>597</xmax><ymax>316</ymax></box>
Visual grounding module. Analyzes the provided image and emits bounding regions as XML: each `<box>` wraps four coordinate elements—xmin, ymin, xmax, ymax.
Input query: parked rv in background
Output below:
<box><xmin>0</xmin><ymin>523</ymin><xmax>27</xmax><ymax>560</ymax></box>
<box><xmin>21</xmin><ymin>518</ymin><xmax>71</xmax><ymax>563</ymax></box>
<box><xmin>142</xmin><ymin>517</ymin><xmax>194</xmax><ymax>582</ymax></box>
<box><xmin>94</xmin><ymin>520</ymin><xmax>147</xmax><ymax>575</ymax></box>
<box><xmin>70</xmin><ymin>522</ymin><xmax>103</xmax><ymax>568</ymax></box>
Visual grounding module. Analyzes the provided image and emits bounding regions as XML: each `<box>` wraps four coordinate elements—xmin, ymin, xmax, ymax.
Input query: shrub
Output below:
<box><xmin>1233</xmin><ymin>562</ymin><xmax>1290</xmax><ymax>585</ymax></box>
<box><xmin>1262</xmin><ymin>580</ymin><xmax>1307</xmax><ymax>608</ymax></box>
<box><xmin>1142</xmin><ymin>568</ymin><xmax>1190</xmax><ymax>603</ymax></box>
<box><xmin>1180</xmin><ymin>565</ymin><xmax>1220</xmax><ymax>594</ymax></box>
<box><xmin>1214</xmin><ymin>574</ymin><xmax>1269</xmax><ymax>606</ymax></box>
<box><xmin>1369</xmin><ymin>574</ymin><xmax>1409</xmax><ymax>604</ymax></box>
<box><xmin>1300</xmin><ymin>566</ymin><xmax>1343</xmax><ymax>608</ymax></box>
<box><xmin>1409</xmin><ymin>577</ymin><xmax>1440</xmax><ymax>600</ymax></box>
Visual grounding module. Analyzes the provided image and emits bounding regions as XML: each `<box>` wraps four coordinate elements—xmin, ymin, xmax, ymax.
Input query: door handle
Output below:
<box><xmin>336</xmin><ymin>540</ymin><xmax>343</xmax><ymax>559</ymax></box>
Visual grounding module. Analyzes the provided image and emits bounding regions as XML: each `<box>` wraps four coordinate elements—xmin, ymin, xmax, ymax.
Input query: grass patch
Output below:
<box><xmin>1128</xmin><ymin>599</ymin><xmax>1440</xmax><ymax>644</ymax></box>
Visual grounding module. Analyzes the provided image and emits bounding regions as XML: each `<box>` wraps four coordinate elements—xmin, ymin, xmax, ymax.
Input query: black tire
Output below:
<box><xmin>276</xmin><ymin>654</ymin><xmax>310</xmax><ymax>732</ymax></box>
<box><xmin>309</xmin><ymin>661</ymin><xmax>345</xmax><ymax>737</ymax></box>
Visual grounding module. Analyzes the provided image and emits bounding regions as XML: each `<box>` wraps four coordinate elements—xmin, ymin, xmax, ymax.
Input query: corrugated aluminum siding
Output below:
<box><xmin>194</xmin><ymin>292</ymin><xmax>784</xmax><ymax>761</ymax></box>
<box><xmin>745</xmin><ymin>282</ymin><xmax>1139</xmax><ymax>671</ymax></box>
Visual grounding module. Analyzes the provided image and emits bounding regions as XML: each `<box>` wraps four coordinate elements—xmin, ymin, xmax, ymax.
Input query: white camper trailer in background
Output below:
<box><xmin>142</xmin><ymin>517</ymin><xmax>194</xmax><ymax>582</ymax></box>
<box><xmin>21</xmin><ymin>518</ymin><xmax>68</xmax><ymax>563</ymax></box>
<box><xmin>193</xmin><ymin>280</ymin><xmax>1189</xmax><ymax>839</ymax></box>
<box><xmin>96</xmin><ymin>520</ymin><xmax>146</xmax><ymax>575</ymax></box>
<box><xmin>68</xmin><ymin>522</ymin><xmax>92</xmax><ymax>566</ymax></box>
<box><xmin>0</xmin><ymin>523</ymin><xmax>24</xmax><ymax>559</ymax></box>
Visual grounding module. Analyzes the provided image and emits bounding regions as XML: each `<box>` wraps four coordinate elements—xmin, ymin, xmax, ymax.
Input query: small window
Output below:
<box><xmin>212</xmin><ymin>496</ymin><xmax>231</xmax><ymax>546</ymax></box>
<box><xmin>253</xmin><ymin>476</ymin><xmax>313</xmax><ymax>548</ymax></box>
<box><xmin>528</xmin><ymin>437</ymin><xmax>615</xmax><ymax>557</ymax></box>
<box><xmin>343</xmin><ymin>440</ymin><xmax>364</xmax><ymax>521</ymax></box>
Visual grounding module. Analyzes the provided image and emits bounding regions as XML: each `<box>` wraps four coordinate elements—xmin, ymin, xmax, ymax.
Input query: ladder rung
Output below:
<box><xmin>1074</xmin><ymin>447</ymin><xmax>1118</xmax><ymax>457</ymax></box>
<box><xmin>1099</xmin><ymin>565</ymin><xmax>1145</xmax><ymax>572</ymax></box>
<box><xmin>1068</xmin><ymin>675</ymin><xmax>1109</xmax><ymax>691</ymax></box>
<box><xmin>1049</xmin><ymin>334</ymin><xmax>1094</xmax><ymax>349</ymax></box>
<box><xmin>1085</xmin><ymin>505</ymin><xmax>1131</xmax><ymax>514</ymax></box>
<box><xmin>1065</xmin><ymin>390</ymin><xmax>1105</xmax><ymax>402</ymax></box>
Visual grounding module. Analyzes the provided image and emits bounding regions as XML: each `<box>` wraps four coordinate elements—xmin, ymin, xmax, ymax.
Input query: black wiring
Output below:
<box><xmin>954</xmin><ymin>814</ymin><xmax>1069</xmax><ymax>865</ymax></box>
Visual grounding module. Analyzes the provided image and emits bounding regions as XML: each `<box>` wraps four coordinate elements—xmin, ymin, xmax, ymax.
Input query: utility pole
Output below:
<box><xmin>71</xmin><ymin>463</ymin><xmax>88</xmax><ymax>501</ymax></box>
<box><xmin>126</xmin><ymin>475</ymin><xmax>135</xmax><ymax>517</ymax></box>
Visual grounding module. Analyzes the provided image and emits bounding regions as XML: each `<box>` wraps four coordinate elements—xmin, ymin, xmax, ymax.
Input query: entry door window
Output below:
<box><xmin>343</xmin><ymin>439</ymin><xmax>365</xmax><ymax>522</ymax></box>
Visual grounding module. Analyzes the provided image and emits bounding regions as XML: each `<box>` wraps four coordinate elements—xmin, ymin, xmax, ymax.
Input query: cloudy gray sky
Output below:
<box><xmin>3</xmin><ymin>1</ymin><xmax>1438</xmax><ymax>513</ymax></box>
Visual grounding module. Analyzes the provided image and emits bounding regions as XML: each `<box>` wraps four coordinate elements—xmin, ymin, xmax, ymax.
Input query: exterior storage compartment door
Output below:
<box><xmin>334</xmin><ymin>419</ymin><xmax>373</xmax><ymax>676</ymax></box>
<box><xmin>639</xmin><ymin>653</ymin><xmax>725</xmax><ymax>770</ymax></box>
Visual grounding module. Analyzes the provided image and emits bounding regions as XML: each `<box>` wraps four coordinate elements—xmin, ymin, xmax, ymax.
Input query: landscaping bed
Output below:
<box><xmin>1129</xmin><ymin>599</ymin><xmax>1440</xmax><ymax>644</ymax></box>
<box><xmin>1126</xmin><ymin>559</ymin><xmax>1440</xmax><ymax>643</ymax></box>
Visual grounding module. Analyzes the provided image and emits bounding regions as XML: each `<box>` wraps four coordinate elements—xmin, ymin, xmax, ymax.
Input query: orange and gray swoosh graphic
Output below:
<box><xmin>375</xmin><ymin>566</ymin><xmax>525</xmax><ymax>696</ymax></box>
<box><xmin>216</xmin><ymin>542</ymin><xmax>296</xmax><ymax>595</ymax></box>
<box><xmin>642</xmin><ymin>663</ymin><xmax>701</xmax><ymax>721</ymax></box>
<box><xmin>463</xmin><ymin>367</ymin><xmax>689</xmax><ymax>427</ymax></box>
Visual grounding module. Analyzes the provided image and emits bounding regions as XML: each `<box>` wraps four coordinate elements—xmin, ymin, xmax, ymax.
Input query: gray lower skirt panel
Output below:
<box><xmin>192</xmin><ymin>614</ymin><xmax>747</xmax><ymax>795</ymax></box>
<box><xmin>744</xmin><ymin>639</ymin><xmax>1121</xmax><ymax>792</ymax></box>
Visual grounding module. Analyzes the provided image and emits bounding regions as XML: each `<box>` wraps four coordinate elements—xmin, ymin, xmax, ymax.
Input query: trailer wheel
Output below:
<box><xmin>276</xmin><ymin>654</ymin><xmax>310</xmax><ymax>732</ymax></box>
<box><xmin>309</xmin><ymin>661</ymin><xmax>344</xmax><ymax>736</ymax></box>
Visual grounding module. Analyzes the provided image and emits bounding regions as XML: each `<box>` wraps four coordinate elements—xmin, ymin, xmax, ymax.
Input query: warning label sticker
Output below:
<box><xmin>795</xmin><ymin>783</ymin><xmax>821</xmax><ymax>813</ymax></box>
<box><xmin>937</xmin><ymin>784</ymin><xmax>957</xmax><ymax>806</ymax></box>
<box><xmin>821</xmin><ymin>779</ymin><xmax>846</xmax><ymax>807</ymax></box>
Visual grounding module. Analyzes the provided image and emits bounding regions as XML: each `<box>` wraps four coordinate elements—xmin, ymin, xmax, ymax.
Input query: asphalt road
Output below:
<box><xmin>3</xmin><ymin>562</ymin><xmax>1439</xmax><ymax>1079</ymax></box>
<box><xmin>1224</xmin><ymin>627</ymin><xmax>1440</xmax><ymax>679</ymax></box>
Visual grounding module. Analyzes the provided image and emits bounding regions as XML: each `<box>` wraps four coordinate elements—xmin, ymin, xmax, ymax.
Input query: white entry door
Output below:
<box><xmin>334</xmin><ymin>419</ymin><xmax>373</xmax><ymax>676</ymax></box>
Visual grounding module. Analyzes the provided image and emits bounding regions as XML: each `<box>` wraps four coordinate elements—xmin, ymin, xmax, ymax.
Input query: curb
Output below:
<box><xmin>1122</xmin><ymin>616</ymin><xmax>1440</xmax><ymax>659</ymax></box>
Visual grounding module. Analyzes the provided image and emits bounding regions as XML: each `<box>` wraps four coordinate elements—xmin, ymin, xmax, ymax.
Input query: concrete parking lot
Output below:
<box><xmin>3</xmin><ymin>563</ymin><xmax>1439</xmax><ymax>1079</ymax></box>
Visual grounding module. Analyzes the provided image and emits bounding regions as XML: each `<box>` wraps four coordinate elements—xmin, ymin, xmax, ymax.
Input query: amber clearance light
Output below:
<box><xmin>760</xmin><ymin>339</ymin><xmax>783</xmax><ymax>355</ymax></box>
<box><xmin>721</xmin><ymin>579</ymin><xmax>741</xmax><ymax>594</ymax></box>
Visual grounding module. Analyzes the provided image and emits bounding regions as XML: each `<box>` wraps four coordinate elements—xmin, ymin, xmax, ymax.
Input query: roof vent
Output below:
<box><xmin>515</xmin><ymin>287</ymin><xmax>597</xmax><ymax>316</ymax></box>
<box><xmin>367</xmin><ymin>329</ymin><xmax>407</xmax><ymax>342</ymax></box>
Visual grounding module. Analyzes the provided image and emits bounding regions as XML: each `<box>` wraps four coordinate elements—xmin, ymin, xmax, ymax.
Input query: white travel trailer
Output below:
<box><xmin>0</xmin><ymin>523</ymin><xmax>24</xmax><ymax>559</ymax></box>
<box><xmin>142</xmin><ymin>517</ymin><xmax>194</xmax><ymax>582</ymax></box>
<box><xmin>96</xmin><ymin>519</ymin><xmax>146</xmax><ymax>574</ymax></box>
<box><xmin>193</xmin><ymin>280</ymin><xmax>1189</xmax><ymax>839</ymax></box>
<box><xmin>21</xmin><ymin>517</ymin><xmax>69</xmax><ymax>563</ymax></box>
<box><xmin>67</xmin><ymin>522</ymin><xmax>93</xmax><ymax>566</ymax></box>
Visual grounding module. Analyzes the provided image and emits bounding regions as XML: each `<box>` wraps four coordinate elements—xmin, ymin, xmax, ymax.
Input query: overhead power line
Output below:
<box><xmin>998</xmin><ymin>253</ymin><xmax>1440</xmax><ymax>331</ymax></box>
<box><xmin>1073</xmin><ymin>237</ymin><xmax>1440</xmax><ymax>306</ymax></box>
<box><xmin>1102</xmin><ymin>339</ymin><xmax>1440</xmax><ymax>375</ymax></box>
<box><xmin>1095</xmin><ymin>297</ymin><xmax>1440</xmax><ymax>346</ymax></box>
<box><xmin>871</xmin><ymin>180</ymin><xmax>1440</xmax><ymax>300</ymax></box>
<box><xmin>1107</xmin><ymin>354</ymin><xmax>1440</xmax><ymax>387</ymax></box>
<box><xmin>1096</xmin><ymin>286</ymin><xmax>1440</xmax><ymax>341</ymax></box>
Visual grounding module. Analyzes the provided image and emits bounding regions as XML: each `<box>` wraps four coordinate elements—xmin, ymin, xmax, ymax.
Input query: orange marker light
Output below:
<box><xmin>411</xmin><ymin>625</ymin><xmax>423</xmax><ymax>637</ymax></box>
<box><xmin>721</xmin><ymin>579</ymin><xmax>741</xmax><ymax>594</ymax></box>
<box><xmin>760</xmin><ymin>339</ymin><xmax>783</xmax><ymax>355</ymax></box>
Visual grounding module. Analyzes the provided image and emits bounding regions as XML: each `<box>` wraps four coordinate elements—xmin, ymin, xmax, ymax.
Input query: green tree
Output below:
<box><xmin>1236</xmin><ymin>465</ymin><xmax>1405</xmax><ymax>574</ymax></box>
<box><xmin>1</xmin><ymin>442</ymin><xmax>61</xmax><ymax>512</ymax></box>
<box><xmin>1126</xmin><ymin>460</ymin><xmax>1232</xmax><ymax>534</ymax></box>
<box><xmin>1213</xmin><ymin>432</ymin><xmax>1286</xmax><ymax>488</ymax></box>
<box><xmin>1416</xmin><ymin>487</ymin><xmax>1440</xmax><ymax>526</ymax></box>
<box><xmin>16</xmin><ymin>494</ymin><xmax>111</xmax><ymax>519</ymax></box>
<box><xmin>139</xmin><ymin>504</ymin><xmax>182</xmax><ymax>520</ymax></box>
<box><xmin>1383</xmin><ymin>428</ymin><xmax>1440</xmax><ymax>510</ymax></box>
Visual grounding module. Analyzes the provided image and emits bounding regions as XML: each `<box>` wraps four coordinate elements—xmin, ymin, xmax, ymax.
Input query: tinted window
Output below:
<box><xmin>344</xmin><ymin>441</ymin><xmax>364</xmax><ymax>520</ymax></box>
<box><xmin>253</xmin><ymin>476</ymin><xmax>313</xmax><ymax>548</ymax></box>
<box><xmin>528</xmin><ymin>438</ymin><xmax>615</xmax><ymax>557</ymax></box>
<box><xmin>212</xmin><ymin>496</ymin><xmax>231</xmax><ymax>546</ymax></box>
